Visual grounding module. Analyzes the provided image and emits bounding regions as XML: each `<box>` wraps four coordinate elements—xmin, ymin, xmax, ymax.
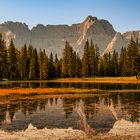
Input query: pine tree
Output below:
<box><xmin>8</xmin><ymin>40</ymin><xmax>19</xmax><ymax>80</ymax></box>
<box><xmin>94</xmin><ymin>44</ymin><xmax>100</xmax><ymax>76</ymax></box>
<box><xmin>42</xmin><ymin>50</ymin><xmax>49</xmax><ymax>79</ymax></box>
<box><xmin>49</xmin><ymin>52</ymin><xmax>55</xmax><ymax>78</ymax></box>
<box><xmin>0</xmin><ymin>34</ymin><xmax>8</xmax><ymax>79</ymax></box>
<box><xmin>27</xmin><ymin>45</ymin><xmax>33</xmax><ymax>79</ymax></box>
<box><xmin>111</xmin><ymin>51</ymin><xmax>118</xmax><ymax>76</ymax></box>
<box><xmin>29</xmin><ymin>48</ymin><xmax>39</xmax><ymax>80</ymax></box>
<box><xmin>75</xmin><ymin>53</ymin><xmax>82</xmax><ymax>77</ymax></box>
<box><xmin>89</xmin><ymin>40</ymin><xmax>95</xmax><ymax>77</ymax></box>
<box><xmin>127</xmin><ymin>37</ymin><xmax>139</xmax><ymax>76</ymax></box>
<box><xmin>102</xmin><ymin>53</ymin><xmax>109</xmax><ymax>76</ymax></box>
<box><xmin>119</xmin><ymin>47</ymin><xmax>128</xmax><ymax>76</ymax></box>
<box><xmin>82</xmin><ymin>40</ymin><xmax>90</xmax><ymax>77</ymax></box>
<box><xmin>54</xmin><ymin>54</ymin><xmax>61</xmax><ymax>78</ymax></box>
<box><xmin>38</xmin><ymin>48</ymin><xmax>44</xmax><ymax>80</ymax></box>
<box><xmin>27</xmin><ymin>45</ymin><xmax>33</xmax><ymax>59</ymax></box>
<box><xmin>62</xmin><ymin>42</ymin><xmax>68</xmax><ymax>77</ymax></box>
<box><xmin>67</xmin><ymin>46</ymin><xmax>75</xmax><ymax>78</ymax></box>
<box><xmin>19</xmin><ymin>44</ymin><xmax>28</xmax><ymax>80</ymax></box>
<box><xmin>41</xmin><ymin>50</ymin><xmax>49</xmax><ymax>79</ymax></box>
<box><xmin>62</xmin><ymin>41</ymin><xmax>70</xmax><ymax>77</ymax></box>
<box><xmin>99</xmin><ymin>59</ymin><xmax>104</xmax><ymax>77</ymax></box>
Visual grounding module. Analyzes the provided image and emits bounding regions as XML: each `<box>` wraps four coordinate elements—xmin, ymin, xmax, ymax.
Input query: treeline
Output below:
<box><xmin>0</xmin><ymin>33</ymin><xmax>140</xmax><ymax>80</ymax></box>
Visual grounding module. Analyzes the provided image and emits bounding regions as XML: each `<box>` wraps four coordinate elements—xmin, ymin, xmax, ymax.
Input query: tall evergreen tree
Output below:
<box><xmin>99</xmin><ymin>59</ymin><xmax>104</xmax><ymax>77</ymax></box>
<box><xmin>82</xmin><ymin>40</ymin><xmax>90</xmax><ymax>77</ymax></box>
<box><xmin>62</xmin><ymin>41</ymin><xmax>68</xmax><ymax>77</ymax></box>
<box><xmin>89</xmin><ymin>40</ymin><xmax>95</xmax><ymax>77</ymax></box>
<box><xmin>0</xmin><ymin>34</ymin><xmax>8</xmax><ymax>79</ymax></box>
<box><xmin>49</xmin><ymin>52</ymin><xmax>55</xmax><ymax>78</ymax></box>
<box><xmin>38</xmin><ymin>48</ymin><xmax>44</xmax><ymax>80</ymax></box>
<box><xmin>8</xmin><ymin>40</ymin><xmax>19</xmax><ymax>80</ymax></box>
<box><xmin>19</xmin><ymin>44</ymin><xmax>28</xmax><ymax>80</ymax></box>
<box><xmin>54</xmin><ymin>54</ymin><xmax>61</xmax><ymax>78</ymax></box>
<box><xmin>27</xmin><ymin>45</ymin><xmax>33</xmax><ymax>79</ymax></box>
<box><xmin>67</xmin><ymin>46</ymin><xmax>75</xmax><ymax>78</ymax></box>
<box><xmin>127</xmin><ymin>37</ymin><xmax>139</xmax><ymax>76</ymax></box>
<box><xmin>29</xmin><ymin>48</ymin><xmax>39</xmax><ymax>80</ymax></box>
<box><xmin>111</xmin><ymin>51</ymin><xmax>119</xmax><ymax>76</ymax></box>
<box><xmin>119</xmin><ymin>47</ymin><xmax>128</xmax><ymax>76</ymax></box>
<box><xmin>62</xmin><ymin>41</ymin><xmax>72</xmax><ymax>77</ymax></box>
<box><xmin>42</xmin><ymin>50</ymin><xmax>49</xmax><ymax>79</ymax></box>
<box><xmin>102</xmin><ymin>53</ymin><xmax>109</xmax><ymax>76</ymax></box>
<box><xmin>94</xmin><ymin>44</ymin><xmax>100</xmax><ymax>76</ymax></box>
<box><xmin>75</xmin><ymin>53</ymin><xmax>82</xmax><ymax>77</ymax></box>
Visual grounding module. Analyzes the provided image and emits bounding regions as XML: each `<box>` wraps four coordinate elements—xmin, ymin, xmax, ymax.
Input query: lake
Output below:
<box><xmin>1</xmin><ymin>81</ymin><xmax>140</xmax><ymax>90</ymax></box>
<box><xmin>0</xmin><ymin>82</ymin><xmax>140</xmax><ymax>135</ymax></box>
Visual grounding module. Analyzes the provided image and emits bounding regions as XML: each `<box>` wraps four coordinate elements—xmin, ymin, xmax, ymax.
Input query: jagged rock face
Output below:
<box><xmin>123</xmin><ymin>30</ymin><xmax>140</xmax><ymax>41</ymax></box>
<box><xmin>77</xmin><ymin>17</ymin><xmax>116</xmax><ymax>55</ymax></box>
<box><xmin>103</xmin><ymin>32</ymin><xmax>129</xmax><ymax>55</ymax></box>
<box><xmin>0</xmin><ymin>22</ymin><xmax>30</xmax><ymax>47</ymax></box>
<box><xmin>0</xmin><ymin>16</ymin><xmax>139</xmax><ymax>57</ymax></box>
<box><xmin>31</xmin><ymin>24</ymin><xmax>81</xmax><ymax>57</ymax></box>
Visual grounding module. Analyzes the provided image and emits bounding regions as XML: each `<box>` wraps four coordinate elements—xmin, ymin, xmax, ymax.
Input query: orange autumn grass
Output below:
<box><xmin>0</xmin><ymin>88</ymin><xmax>103</xmax><ymax>96</ymax></box>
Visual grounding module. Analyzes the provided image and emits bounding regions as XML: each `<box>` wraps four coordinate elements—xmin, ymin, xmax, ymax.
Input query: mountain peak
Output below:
<box><xmin>0</xmin><ymin>16</ymin><xmax>138</xmax><ymax>58</ymax></box>
<box><xmin>84</xmin><ymin>16</ymin><xmax>98</xmax><ymax>22</ymax></box>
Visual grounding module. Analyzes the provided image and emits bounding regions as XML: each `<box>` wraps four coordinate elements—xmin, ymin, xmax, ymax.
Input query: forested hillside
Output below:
<box><xmin>0</xmin><ymin>33</ymin><xmax>140</xmax><ymax>80</ymax></box>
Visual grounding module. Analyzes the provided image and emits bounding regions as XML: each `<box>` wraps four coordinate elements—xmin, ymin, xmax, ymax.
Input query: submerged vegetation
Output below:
<box><xmin>0</xmin><ymin>33</ymin><xmax>140</xmax><ymax>80</ymax></box>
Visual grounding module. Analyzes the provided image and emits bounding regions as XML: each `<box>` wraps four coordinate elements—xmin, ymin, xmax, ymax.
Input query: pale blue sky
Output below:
<box><xmin>0</xmin><ymin>0</ymin><xmax>140</xmax><ymax>33</ymax></box>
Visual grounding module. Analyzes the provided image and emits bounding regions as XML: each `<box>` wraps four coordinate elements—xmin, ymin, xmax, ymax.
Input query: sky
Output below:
<box><xmin>0</xmin><ymin>0</ymin><xmax>140</xmax><ymax>33</ymax></box>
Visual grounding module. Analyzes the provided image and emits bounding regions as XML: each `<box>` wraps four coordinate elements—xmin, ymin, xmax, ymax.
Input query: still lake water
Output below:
<box><xmin>0</xmin><ymin>82</ymin><xmax>140</xmax><ymax>134</ymax></box>
<box><xmin>1</xmin><ymin>81</ymin><xmax>140</xmax><ymax>90</ymax></box>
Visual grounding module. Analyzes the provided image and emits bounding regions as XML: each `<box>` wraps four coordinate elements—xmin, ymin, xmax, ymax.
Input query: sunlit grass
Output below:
<box><xmin>0</xmin><ymin>88</ymin><xmax>104</xmax><ymax>96</ymax></box>
<box><xmin>50</xmin><ymin>76</ymin><xmax>138</xmax><ymax>83</ymax></box>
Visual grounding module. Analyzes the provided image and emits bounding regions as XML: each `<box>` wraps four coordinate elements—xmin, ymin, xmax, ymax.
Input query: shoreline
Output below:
<box><xmin>0</xmin><ymin>88</ymin><xmax>104</xmax><ymax>96</ymax></box>
<box><xmin>0</xmin><ymin>88</ymin><xmax>139</xmax><ymax>103</ymax></box>
<box><xmin>0</xmin><ymin>123</ymin><xmax>139</xmax><ymax>140</ymax></box>
<box><xmin>1</xmin><ymin>77</ymin><xmax>140</xmax><ymax>83</ymax></box>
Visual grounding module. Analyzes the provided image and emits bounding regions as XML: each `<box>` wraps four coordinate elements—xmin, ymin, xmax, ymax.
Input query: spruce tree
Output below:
<box><xmin>89</xmin><ymin>40</ymin><xmax>95</xmax><ymax>77</ymax></box>
<box><xmin>49</xmin><ymin>52</ymin><xmax>55</xmax><ymax>78</ymax></box>
<box><xmin>27</xmin><ymin>45</ymin><xmax>33</xmax><ymax>79</ymax></box>
<box><xmin>62</xmin><ymin>41</ymin><xmax>70</xmax><ymax>77</ymax></box>
<box><xmin>38</xmin><ymin>48</ymin><xmax>44</xmax><ymax>80</ymax></box>
<box><xmin>127</xmin><ymin>38</ymin><xmax>139</xmax><ymax>76</ymax></box>
<box><xmin>75</xmin><ymin>53</ymin><xmax>82</xmax><ymax>77</ymax></box>
<box><xmin>42</xmin><ymin>50</ymin><xmax>49</xmax><ymax>79</ymax></box>
<box><xmin>119</xmin><ymin>47</ymin><xmax>128</xmax><ymax>76</ymax></box>
<box><xmin>82</xmin><ymin>40</ymin><xmax>90</xmax><ymax>77</ymax></box>
<box><xmin>19</xmin><ymin>44</ymin><xmax>28</xmax><ymax>80</ymax></box>
<box><xmin>42</xmin><ymin>50</ymin><xmax>49</xmax><ymax>80</ymax></box>
<box><xmin>99</xmin><ymin>59</ymin><xmax>104</xmax><ymax>77</ymax></box>
<box><xmin>8</xmin><ymin>40</ymin><xmax>19</xmax><ymax>80</ymax></box>
<box><xmin>102</xmin><ymin>53</ymin><xmax>109</xmax><ymax>76</ymax></box>
<box><xmin>54</xmin><ymin>54</ymin><xmax>61</xmax><ymax>78</ymax></box>
<box><xmin>94</xmin><ymin>44</ymin><xmax>100</xmax><ymax>76</ymax></box>
<box><xmin>111</xmin><ymin>51</ymin><xmax>118</xmax><ymax>76</ymax></box>
<box><xmin>67</xmin><ymin>46</ymin><xmax>74</xmax><ymax>78</ymax></box>
<box><xmin>0</xmin><ymin>34</ymin><xmax>8</xmax><ymax>79</ymax></box>
<box><xmin>29</xmin><ymin>48</ymin><xmax>39</xmax><ymax>80</ymax></box>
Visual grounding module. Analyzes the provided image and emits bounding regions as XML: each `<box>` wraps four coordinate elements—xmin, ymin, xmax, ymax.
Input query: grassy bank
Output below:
<box><xmin>53</xmin><ymin>76</ymin><xmax>139</xmax><ymax>83</ymax></box>
<box><xmin>0</xmin><ymin>88</ymin><xmax>105</xmax><ymax>96</ymax></box>
<box><xmin>2</xmin><ymin>76</ymin><xmax>140</xmax><ymax>83</ymax></box>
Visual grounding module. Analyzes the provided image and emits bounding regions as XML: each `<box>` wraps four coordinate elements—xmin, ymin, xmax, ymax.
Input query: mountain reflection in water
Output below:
<box><xmin>0</xmin><ymin>92</ymin><xmax>139</xmax><ymax>134</ymax></box>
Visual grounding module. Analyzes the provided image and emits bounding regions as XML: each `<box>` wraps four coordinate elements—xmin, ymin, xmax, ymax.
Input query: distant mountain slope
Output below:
<box><xmin>0</xmin><ymin>16</ymin><xmax>139</xmax><ymax>57</ymax></box>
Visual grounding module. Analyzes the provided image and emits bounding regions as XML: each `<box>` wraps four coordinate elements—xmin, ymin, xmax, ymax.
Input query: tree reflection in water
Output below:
<box><xmin>0</xmin><ymin>92</ymin><xmax>139</xmax><ymax>133</ymax></box>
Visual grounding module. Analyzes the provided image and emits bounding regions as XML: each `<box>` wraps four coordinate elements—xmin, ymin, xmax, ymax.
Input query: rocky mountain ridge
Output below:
<box><xmin>0</xmin><ymin>16</ymin><xmax>139</xmax><ymax>57</ymax></box>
